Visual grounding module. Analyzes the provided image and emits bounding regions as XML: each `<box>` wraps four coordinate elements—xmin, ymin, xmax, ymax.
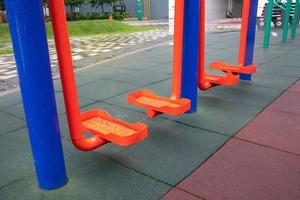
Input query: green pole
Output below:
<box><xmin>137</xmin><ymin>0</ymin><xmax>143</xmax><ymax>21</ymax></box>
<box><xmin>282</xmin><ymin>0</ymin><xmax>292</xmax><ymax>42</ymax></box>
<box><xmin>263</xmin><ymin>0</ymin><xmax>275</xmax><ymax>49</ymax></box>
<box><xmin>291</xmin><ymin>0</ymin><xmax>300</xmax><ymax>39</ymax></box>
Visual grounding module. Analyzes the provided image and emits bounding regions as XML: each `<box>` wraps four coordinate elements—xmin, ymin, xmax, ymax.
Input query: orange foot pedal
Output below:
<box><xmin>204</xmin><ymin>73</ymin><xmax>238</xmax><ymax>86</ymax></box>
<box><xmin>81</xmin><ymin>110</ymin><xmax>148</xmax><ymax>146</ymax></box>
<box><xmin>210</xmin><ymin>61</ymin><xmax>256</xmax><ymax>74</ymax></box>
<box><xmin>128</xmin><ymin>90</ymin><xmax>191</xmax><ymax>118</ymax></box>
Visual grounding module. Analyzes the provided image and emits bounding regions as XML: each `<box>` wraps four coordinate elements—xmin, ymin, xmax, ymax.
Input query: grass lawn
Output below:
<box><xmin>0</xmin><ymin>20</ymin><xmax>158</xmax><ymax>55</ymax></box>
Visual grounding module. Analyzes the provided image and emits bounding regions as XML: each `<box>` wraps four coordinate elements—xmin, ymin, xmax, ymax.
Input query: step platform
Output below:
<box><xmin>128</xmin><ymin>90</ymin><xmax>191</xmax><ymax>118</ymax></box>
<box><xmin>210</xmin><ymin>61</ymin><xmax>256</xmax><ymax>74</ymax></box>
<box><xmin>204</xmin><ymin>73</ymin><xmax>239</xmax><ymax>86</ymax></box>
<box><xmin>81</xmin><ymin>110</ymin><xmax>148</xmax><ymax>146</ymax></box>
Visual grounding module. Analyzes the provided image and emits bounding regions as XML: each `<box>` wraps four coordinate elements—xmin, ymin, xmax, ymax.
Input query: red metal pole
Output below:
<box><xmin>171</xmin><ymin>0</ymin><xmax>185</xmax><ymax>100</ymax></box>
<box><xmin>238</xmin><ymin>0</ymin><xmax>251</xmax><ymax>65</ymax></box>
<box><xmin>48</xmin><ymin>0</ymin><xmax>106</xmax><ymax>151</ymax></box>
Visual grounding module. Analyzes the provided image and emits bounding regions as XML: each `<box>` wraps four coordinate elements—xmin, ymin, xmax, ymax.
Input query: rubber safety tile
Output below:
<box><xmin>178</xmin><ymin>139</ymin><xmax>300</xmax><ymax>200</ymax></box>
<box><xmin>243</xmin><ymin>73</ymin><xmax>297</xmax><ymax>90</ymax></box>
<box><xmin>167</xmin><ymin>94</ymin><xmax>262</xmax><ymax>136</ymax></box>
<box><xmin>1</xmin><ymin>92</ymin><xmax>96</xmax><ymax>119</ymax></box>
<box><xmin>0</xmin><ymin>91</ymin><xmax>22</xmax><ymax>108</ymax></box>
<box><xmin>237</xmin><ymin>109</ymin><xmax>300</xmax><ymax>155</ymax></box>
<box><xmin>94</xmin><ymin>120</ymin><xmax>228</xmax><ymax>186</ymax></box>
<box><xmin>161</xmin><ymin>188</ymin><xmax>203</xmax><ymax>200</ymax></box>
<box><xmin>267</xmin><ymin>91</ymin><xmax>300</xmax><ymax>115</ymax></box>
<box><xmin>77</xmin><ymin>79</ymin><xmax>139</xmax><ymax>101</ymax></box>
<box><xmin>202</xmin><ymin>82</ymin><xmax>282</xmax><ymax>108</ymax></box>
<box><xmin>257</xmin><ymin>63</ymin><xmax>300</xmax><ymax>77</ymax></box>
<box><xmin>0</xmin><ymin>128</ymin><xmax>34</xmax><ymax>188</ymax></box>
<box><xmin>0</xmin><ymin>140</ymin><xmax>171</xmax><ymax>200</ymax></box>
<box><xmin>288</xmin><ymin>80</ymin><xmax>300</xmax><ymax>93</ymax></box>
<box><xmin>0</xmin><ymin>110</ymin><xmax>25</xmax><ymax>134</ymax></box>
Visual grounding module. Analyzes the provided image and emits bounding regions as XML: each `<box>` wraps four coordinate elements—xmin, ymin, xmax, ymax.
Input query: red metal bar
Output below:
<box><xmin>238</xmin><ymin>0</ymin><xmax>251</xmax><ymax>65</ymax></box>
<box><xmin>197</xmin><ymin>0</ymin><xmax>211</xmax><ymax>90</ymax></box>
<box><xmin>48</xmin><ymin>0</ymin><xmax>106</xmax><ymax>151</ymax></box>
<box><xmin>171</xmin><ymin>0</ymin><xmax>185</xmax><ymax>100</ymax></box>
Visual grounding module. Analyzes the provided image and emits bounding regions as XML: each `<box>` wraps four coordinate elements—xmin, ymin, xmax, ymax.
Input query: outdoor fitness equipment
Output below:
<box><xmin>263</xmin><ymin>0</ymin><xmax>300</xmax><ymax>48</ymax></box>
<box><xmin>198</xmin><ymin>0</ymin><xmax>257</xmax><ymax>90</ymax></box>
<box><xmin>128</xmin><ymin>0</ymin><xmax>191</xmax><ymax>118</ymax></box>
<box><xmin>48</xmin><ymin>0</ymin><xmax>148</xmax><ymax>151</ymax></box>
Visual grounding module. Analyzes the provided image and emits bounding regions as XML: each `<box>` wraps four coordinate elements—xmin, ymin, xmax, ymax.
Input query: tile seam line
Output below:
<box><xmin>234</xmin><ymin>137</ymin><xmax>300</xmax><ymax>157</ymax></box>
<box><xmin>0</xmin><ymin>108</ymin><xmax>26</xmax><ymax>121</ymax></box>
<box><xmin>77</xmin><ymin>77</ymin><xmax>173</xmax><ymax>108</ymax></box>
<box><xmin>0</xmin><ymin>126</ymin><xmax>27</xmax><ymax>135</ymax></box>
<box><xmin>265</xmin><ymin>107</ymin><xmax>300</xmax><ymax>116</ymax></box>
<box><xmin>0</xmin><ymin>173</ymin><xmax>34</xmax><ymax>191</ymax></box>
<box><xmin>172</xmin><ymin>187</ymin><xmax>207</xmax><ymax>200</ymax></box>
<box><xmin>89</xmin><ymin>150</ymin><xmax>174</xmax><ymax>187</ymax></box>
<box><xmin>166</xmin><ymin>79</ymin><xmax>300</xmax><ymax>189</ymax></box>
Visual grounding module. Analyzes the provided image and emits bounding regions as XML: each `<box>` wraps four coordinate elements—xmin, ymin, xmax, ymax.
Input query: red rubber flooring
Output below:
<box><xmin>162</xmin><ymin>81</ymin><xmax>300</xmax><ymax>200</ymax></box>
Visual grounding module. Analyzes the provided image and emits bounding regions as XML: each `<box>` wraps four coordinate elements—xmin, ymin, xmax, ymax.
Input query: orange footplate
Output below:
<box><xmin>81</xmin><ymin>110</ymin><xmax>148</xmax><ymax>146</ymax></box>
<box><xmin>204</xmin><ymin>73</ymin><xmax>239</xmax><ymax>86</ymax></box>
<box><xmin>210</xmin><ymin>61</ymin><xmax>256</xmax><ymax>74</ymax></box>
<box><xmin>128</xmin><ymin>90</ymin><xmax>191</xmax><ymax>118</ymax></box>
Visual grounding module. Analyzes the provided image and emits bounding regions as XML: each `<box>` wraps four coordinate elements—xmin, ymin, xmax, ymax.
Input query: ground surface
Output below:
<box><xmin>0</xmin><ymin>30</ymin><xmax>299</xmax><ymax>200</ymax></box>
<box><xmin>0</xmin><ymin>19</ymin><xmax>242</xmax><ymax>93</ymax></box>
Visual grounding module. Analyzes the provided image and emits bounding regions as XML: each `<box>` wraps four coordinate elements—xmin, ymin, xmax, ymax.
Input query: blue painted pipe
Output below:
<box><xmin>5</xmin><ymin>0</ymin><xmax>67</xmax><ymax>190</ymax></box>
<box><xmin>181</xmin><ymin>0</ymin><xmax>200</xmax><ymax>113</ymax></box>
<box><xmin>240</xmin><ymin>0</ymin><xmax>259</xmax><ymax>80</ymax></box>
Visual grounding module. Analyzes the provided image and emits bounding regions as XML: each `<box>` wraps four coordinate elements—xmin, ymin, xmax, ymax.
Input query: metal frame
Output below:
<box><xmin>4</xmin><ymin>0</ymin><xmax>67</xmax><ymax>190</ymax></box>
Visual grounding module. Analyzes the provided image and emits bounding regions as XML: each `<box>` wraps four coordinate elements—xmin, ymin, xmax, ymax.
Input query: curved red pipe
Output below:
<box><xmin>48</xmin><ymin>0</ymin><xmax>106</xmax><ymax>151</ymax></box>
<box><xmin>171</xmin><ymin>0</ymin><xmax>185</xmax><ymax>100</ymax></box>
<box><xmin>197</xmin><ymin>0</ymin><xmax>251</xmax><ymax>90</ymax></box>
<box><xmin>197</xmin><ymin>0</ymin><xmax>212</xmax><ymax>90</ymax></box>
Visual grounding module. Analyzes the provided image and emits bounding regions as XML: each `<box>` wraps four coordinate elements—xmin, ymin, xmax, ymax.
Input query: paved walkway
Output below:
<box><xmin>0</xmin><ymin>30</ymin><xmax>299</xmax><ymax>200</ymax></box>
<box><xmin>0</xmin><ymin>28</ymin><xmax>170</xmax><ymax>92</ymax></box>
<box><xmin>0</xmin><ymin>18</ymin><xmax>243</xmax><ymax>93</ymax></box>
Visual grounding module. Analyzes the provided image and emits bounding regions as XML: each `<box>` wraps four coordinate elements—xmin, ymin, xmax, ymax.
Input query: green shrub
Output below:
<box><xmin>112</xmin><ymin>12</ymin><xmax>131</xmax><ymax>21</ymax></box>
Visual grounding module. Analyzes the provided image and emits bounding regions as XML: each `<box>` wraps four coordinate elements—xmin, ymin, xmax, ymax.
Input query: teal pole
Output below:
<box><xmin>137</xmin><ymin>0</ymin><xmax>143</xmax><ymax>21</ymax></box>
<box><xmin>291</xmin><ymin>0</ymin><xmax>300</xmax><ymax>39</ymax></box>
<box><xmin>263</xmin><ymin>0</ymin><xmax>274</xmax><ymax>48</ymax></box>
<box><xmin>282</xmin><ymin>0</ymin><xmax>292</xmax><ymax>42</ymax></box>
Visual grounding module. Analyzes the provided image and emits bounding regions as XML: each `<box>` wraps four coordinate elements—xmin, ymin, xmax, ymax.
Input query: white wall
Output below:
<box><xmin>206</xmin><ymin>0</ymin><xmax>229</xmax><ymax>19</ymax></box>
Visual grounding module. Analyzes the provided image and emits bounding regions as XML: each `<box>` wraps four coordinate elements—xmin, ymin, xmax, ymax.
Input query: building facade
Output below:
<box><xmin>71</xmin><ymin>0</ymin><xmax>245</xmax><ymax>20</ymax></box>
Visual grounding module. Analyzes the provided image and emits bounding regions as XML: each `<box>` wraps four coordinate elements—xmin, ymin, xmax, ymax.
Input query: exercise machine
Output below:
<box><xmin>128</xmin><ymin>0</ymin><xmax>191</xmax><ymax>118</ymax></box>
<box><xmin>48</xmin><ymin>0</ymin><xmax>148</xmax><ymax>151</ymax></box>
<box><xmin>198</xmin><ymin>0</ymin><xmax>257</xmax><ymax>90</ymax></box>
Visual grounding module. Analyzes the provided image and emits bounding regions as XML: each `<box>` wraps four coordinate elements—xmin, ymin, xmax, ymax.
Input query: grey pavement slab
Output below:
<box><xmin>94</xmin><ymin>120</ymin><xmax>228</xmax><ymax>186</ymax></box>
<box><xmin>0</xmin><ymin>110</ymin><xmax>25</xmax><ymax>134</ymax></box>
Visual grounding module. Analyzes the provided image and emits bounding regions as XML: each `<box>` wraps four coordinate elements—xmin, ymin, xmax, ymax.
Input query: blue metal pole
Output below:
<box><xmin>181</xmin><ymin>0</ymin><xmax>200</xmax><ymax>113</ymax></box>
<box><xmin>5</xmin><ymin>0</ymin><xmax>67</xmax><ymax>190</ymax></box>
<box><xmin>240</xmin><ymin>0</ymin><xmax>259</xmax><ymax>80</ymax></box>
